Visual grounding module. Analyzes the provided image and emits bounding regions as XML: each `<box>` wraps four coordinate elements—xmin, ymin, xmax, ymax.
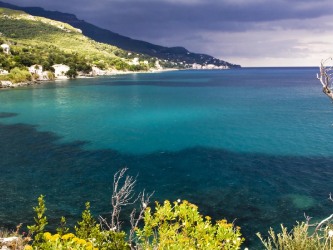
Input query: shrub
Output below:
<box><xmin>25</xmin><ymin>198</ymin><xmax>129</xmax><ymax>250</ymax></box>
<box><xmin>75</xmin><ymin>202</ymin><xmax>129</xmax><ymax>250</ymax></box>
<box><xmin>27</xmin><ymin>195</ymin><xmax>47</xmax><ymax>245</ymax></box>
<box><xmin>135</xmin><ymin>200</ymin><xmax>244</xmax><ymax>250</ymax></box>
<box><xmin>8</xmin><ymin>67</ymin><xmax>31</xmax><ymax>83</ymax></box>
<box><xmin>257</xmin><ymin>222</ymin><xmax>333</xmax><ymax>250</ymax></box>
<box><xmin>65</xmin><ymin>67</ymin><xmax>78</xmax><ymax>79</ymax></box>
<box><xmin>75</xmin><ymin>202</ymin><xmax>100</xmax><ymax>240</ymax></box>
<box><xmin>46</xmin><ymin>71</ymin><xmax>55</xmax><ymax>80</ymax></box>
<box><xmin>56</xmin><ymin>216</ymin><xmax>69</xmax><ymax>236</ymax></box>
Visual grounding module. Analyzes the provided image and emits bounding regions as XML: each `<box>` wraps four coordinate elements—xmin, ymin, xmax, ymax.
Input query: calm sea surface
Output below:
<box><xmin>1</xmin><ymin>68</ymin><xmax>333</xmax><ymax>247</ymax></box>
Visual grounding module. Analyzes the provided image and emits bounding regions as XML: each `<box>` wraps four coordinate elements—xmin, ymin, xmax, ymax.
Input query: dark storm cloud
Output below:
<box><xmin>78</xmin><ymin>0</ymin><xmax>333</xmax><ymax>37</ymax></box>
<box><xmin>4</xmin><ymin>0</ymin><xmax>333</xmax><ymax>66</ymax></box>
<box><xmin>6</xmin><ymin>0</ymin><xmax>333</xmax><ymax>34</ymax></box>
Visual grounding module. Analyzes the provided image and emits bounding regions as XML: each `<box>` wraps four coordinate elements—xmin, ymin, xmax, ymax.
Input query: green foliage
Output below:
<box><xmin>27</xmin><ymin>195</ymin><xmax>48</xmax><ymax>245</ymax></box>
<box><xmin>46</xmin><ymin>71</ymin><xmax>55</xmax><ymax>80</ymax></box>
<box><xmin>257</xmin><ymin>222</ymin><xmax>333</xmax><ymax>250</ymax></box>
<box><xmin>75</xmin><ymin>202</ymin><xmax>100</xmax><ymax>240</ymax></box>
<box><xmin>74</xmin><ymin>202</ymin><xmax>129</xmax><ymax>250</ymax></box>
<box><xmin>91</xmin><ymin>230</ymin><xmax>129</xmax><ymax>250</ymax></box>
<box><xmin>24</xmin><ymin>198</ymin><xmax>130</xmax><ymax>250</ymax></box>
<box><xmin>23</xmin><ymin>196</ymin><xmax>244</xmax><ymax>250</ymax></box>
<box><xmin>8</xmin><ymin>67</ymin><xmax>31</xmax><ymax>83</ymax></box>
<box><xmin>56</xmin><ymin>216</ymin><xmax>69</xmax><ymax>236</ymax></box>
<box><xmin>135</xmin><ymin>200</ymin><xmax>244</xmax><ymax>250</ymax></box>
<box><xmin>66</xmin><ymin>67</ymin><xmax>78</xmax><ymax>79</ymax></box>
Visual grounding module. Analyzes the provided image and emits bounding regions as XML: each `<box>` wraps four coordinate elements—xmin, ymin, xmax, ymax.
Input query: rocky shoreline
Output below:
<box><xmin>0</xmin><ymin>68</ymin><xmax>178</xmax><ymax>90</ymax></box>
<box><xmin>0</xmin><ymin>80</ymin><xmax>44</xmax><ymax>89</ymax></box>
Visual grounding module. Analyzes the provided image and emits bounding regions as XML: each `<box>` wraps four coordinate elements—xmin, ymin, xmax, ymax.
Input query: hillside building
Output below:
<box><xmin>52</xmin><ymin>64</ymin><xmax>70</xmax><ymax>78</ymax></box>
<box><xmin>1</xmin><ymin>44</ymin><xmax>10</xmax><ymax>54</ymax></box>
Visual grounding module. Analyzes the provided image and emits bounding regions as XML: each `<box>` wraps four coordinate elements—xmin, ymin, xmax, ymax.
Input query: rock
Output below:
<box><xmin>0</xmin><ymin>81</ymin><xmax>13</xmax><ymax>88</ymax></box>
<box><xmin>1</xmin><ymin>237</ymin><xmax>19</xmax><ymax>243</ymax></box>
<box><xmin>0</xmin><ymin>236</ymin><xmax>19</xmax><ymax>249</ymax></box>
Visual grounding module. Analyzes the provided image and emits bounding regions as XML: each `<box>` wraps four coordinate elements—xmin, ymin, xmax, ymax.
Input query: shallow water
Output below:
<box><xmin>1</xmin><ymin>68</ymin><xmax>333</xmax><ymax>247</ymax></box>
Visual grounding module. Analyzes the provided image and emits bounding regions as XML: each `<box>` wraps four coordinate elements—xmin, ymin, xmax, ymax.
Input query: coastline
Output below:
<box><xmin>0</xmin><ymin>68</ymin><xmax>179</xmax><ymax>90</ymax></box>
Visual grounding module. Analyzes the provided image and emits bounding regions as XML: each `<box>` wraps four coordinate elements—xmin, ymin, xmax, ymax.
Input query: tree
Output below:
<box><xmin>317</xmin><ymin>57</ymin><xmax>333</xmax><ymax>100</ymax></box>
<box><xmin>65</xmin><ymin>67</ymin><xmax>78</xmax><ymax>79</ymax></box>
<box><xmin>8</xmin><ymin>67</ymin><xmax>31</xmax><ymax>83</ymax></box>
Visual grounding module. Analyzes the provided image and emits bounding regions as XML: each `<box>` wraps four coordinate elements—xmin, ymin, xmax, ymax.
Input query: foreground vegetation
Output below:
<box><xmin>2</xmin><ymin>169</ymin><xmax>333</xmax><ymax>250</ymax></box>
<box><xmin>0</xmin><ymin>169</ymin><xmax>244</xmax><ymax>249</ymax></box>
<box><xmin>0</xmin><ymin>196</ymin><xmax>243</xmax><ymax>250</ymax></box>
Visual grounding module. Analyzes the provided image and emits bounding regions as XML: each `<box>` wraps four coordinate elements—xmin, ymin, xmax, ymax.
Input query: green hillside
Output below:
<box><xmin>0</xmin><ymin>7</ymin><xmax>156</xmax><ymax>79</ymax></box>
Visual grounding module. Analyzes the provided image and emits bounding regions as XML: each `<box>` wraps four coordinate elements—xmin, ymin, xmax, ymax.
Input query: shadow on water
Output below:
<box><xmin>0</xmin><ymin>112</ymin><xmax>18</xmax><ymax>118</ymax></box>
<box><xmin>1</xmin><ymin>120</ymin><xmax>333</xmax><ymax>247</ymax></box>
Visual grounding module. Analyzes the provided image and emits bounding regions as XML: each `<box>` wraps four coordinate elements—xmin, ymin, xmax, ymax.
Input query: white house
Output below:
<box><xmin>0</xmin><ymin>69</ymin><xmax>8</xmax><ymax>75</ymax></box>
<box><xmin>52</xmin><ymin>64</ymin><xmax>70</xmax><ymax>78</ymax></box>
<box><xmin>192</xmin><ymin>63</ymin><xmax>202</xmax><ymax>69</ymax></box>
<box><xmin>129</xmin><ymin>57</ymin><xmax>140</xmax><ymax>66</ymax></box>
<box><xmin>1</xmin><ymin>44</ymin><xmax>10</xmax><ymax>54</ymax></box>
<box><xmin>28</xmin><ymin>64</ymin><xmax>43</xmax><ymax>75</ymax></box>
<box><xmin>91</xmin><ymin>66</ymin><xmax>106</xmax><ymax>76</ymax></box>
<box><xmin>155</xmin><ymin>60</ymin><xmax>163</xmax><ymax>70</ymax></box>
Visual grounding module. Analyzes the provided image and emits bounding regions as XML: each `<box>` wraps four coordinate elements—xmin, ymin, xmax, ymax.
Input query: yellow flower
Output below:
<box><xmin>43</xmin><ymin>232</ymin><xmax>52</xmax><ymax>241</ymax></box>
<box><xmin>72</xmin><ymin>237</ymin><xmax>80</xmax><ymax>242</ymax></box>
<box><xmin>86</xmin><ymin>245</ymin><xmax>93</xmax><ymax>250</ymax></box>
<box><xmin>24</xmin><ymin>245</ymin><xmax>33</xmax><ymax>250</ymax></box>
<box><xmin>61</xmin><ymin>233</ymin><xmax>75</xmax><ymax>240</ymax></box>
<box><xmin>77</xmin><ymin>238</ymin><xmax>87</xmax><ymax>245</ymax></box>
<box><xmin>50</xmin><ymin>234</ymin><xmax>60</xmax><ymax>242</ymax></box>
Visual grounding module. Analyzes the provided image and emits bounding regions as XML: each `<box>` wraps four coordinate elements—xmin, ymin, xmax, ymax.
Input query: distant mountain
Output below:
<box><xmin>0</xmin><ymin>1</ymin><xmax>240</xmax><ymax>68</ymax></box>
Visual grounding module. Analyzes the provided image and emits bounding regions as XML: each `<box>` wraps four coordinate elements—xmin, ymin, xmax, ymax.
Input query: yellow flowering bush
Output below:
<box><xmin>23</xmin><ymin>195</ymin><xmax>243</xmax><ymax>250</ymax></box>
<box><xmin>135</xmin><ymin>200</ymin><xmax>244</xmax><ymax>250</ymax></box>
<box><xmin>24</xmin><ymin>232</ymin><xmax>97</xmax><ymax>250</ymax></box>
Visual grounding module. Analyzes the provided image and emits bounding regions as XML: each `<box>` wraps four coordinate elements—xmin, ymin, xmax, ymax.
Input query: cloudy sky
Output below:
<box><xmin>5</xmin><ymin>0</ymin><xmax>333</xmax><ymax>67</ymax></box>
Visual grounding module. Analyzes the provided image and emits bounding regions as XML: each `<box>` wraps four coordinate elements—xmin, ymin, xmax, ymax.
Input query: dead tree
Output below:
<box><xmin>308</xmin><ymin>193</ymin><xmax>333</xmax><ymax>237</ymax></box>
<box><xmin>99</xmin><ymin>167</ymin><xmax>153</xmax><ymax>247</ymax></box>
<box><xmin>317</xmin><ymin>57</ymin><xmax>333</xmax><ymax>100</ymax></box>
<box><xmin>110</xmin><ymin>168</ymin><xmax>138</xmax><ymax>231</ymax></box>
<box><xmin>129</xmin><ymin>190</ymin><xmax>154</xmax><ymax>243</ymax></box>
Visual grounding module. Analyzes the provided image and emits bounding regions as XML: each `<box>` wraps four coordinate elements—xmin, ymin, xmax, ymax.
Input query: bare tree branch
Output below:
<box><xmin>97</xmin><ymin>167</ymin><xmax>154</xmax><ymax>249</ymax></box>
<box><xmin>304</xmin><ymin>213</ymin><xmax>312</xmax><ymax>225</ymax></box>
<box><xmin>110</xmin><ymin>167</ymin><xmax>140</xmax><ymax>231</ymax></box>
<box><xmin>129</xmin><ymin>190</ymin><xmax>155</xmax><ymax>244</ymax></box>
<box><xmin>317</xmin><ymin>57</ymin><xmax>333</xmax><ymax>100</ymax></box>
<box><xmin>311</xmin><ymin>214</ymin><xmax>333</xmax><ymax>237</ymax></box>
<box><xmin>309</xmin><ymin>194</ymin><xmax>333</xmax><ymax>237</ymax></box>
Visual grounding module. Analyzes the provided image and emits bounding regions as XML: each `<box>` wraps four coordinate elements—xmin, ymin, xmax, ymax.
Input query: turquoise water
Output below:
<box><xmin>1</xmin><ymin>68</ymin><xmax>333</xmax><ymax>247</ymax></box>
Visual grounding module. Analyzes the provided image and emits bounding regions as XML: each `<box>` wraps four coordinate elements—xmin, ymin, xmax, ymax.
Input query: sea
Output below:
<box><xmin>1</xmin><ymin>67</ymin><xmax>333</xmax><ymax>247</ymax></box>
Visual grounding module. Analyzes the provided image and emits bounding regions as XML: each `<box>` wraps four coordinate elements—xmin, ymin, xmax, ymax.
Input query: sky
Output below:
<box><xmin>5</xmin><ymin>0</ymin><xmax>333</xmax><ymax>67</ymax></box>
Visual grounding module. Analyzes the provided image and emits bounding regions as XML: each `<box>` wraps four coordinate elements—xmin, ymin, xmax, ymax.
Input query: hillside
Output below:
<box><xmin>0</xmin><ymin>1</ymin><xmax>240</xmax><ymax>69</ymax></box>
<box><xmin>0</xmin><ymin>7</ymin><xmax>160</xmax><ymax>78</ymax></box>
